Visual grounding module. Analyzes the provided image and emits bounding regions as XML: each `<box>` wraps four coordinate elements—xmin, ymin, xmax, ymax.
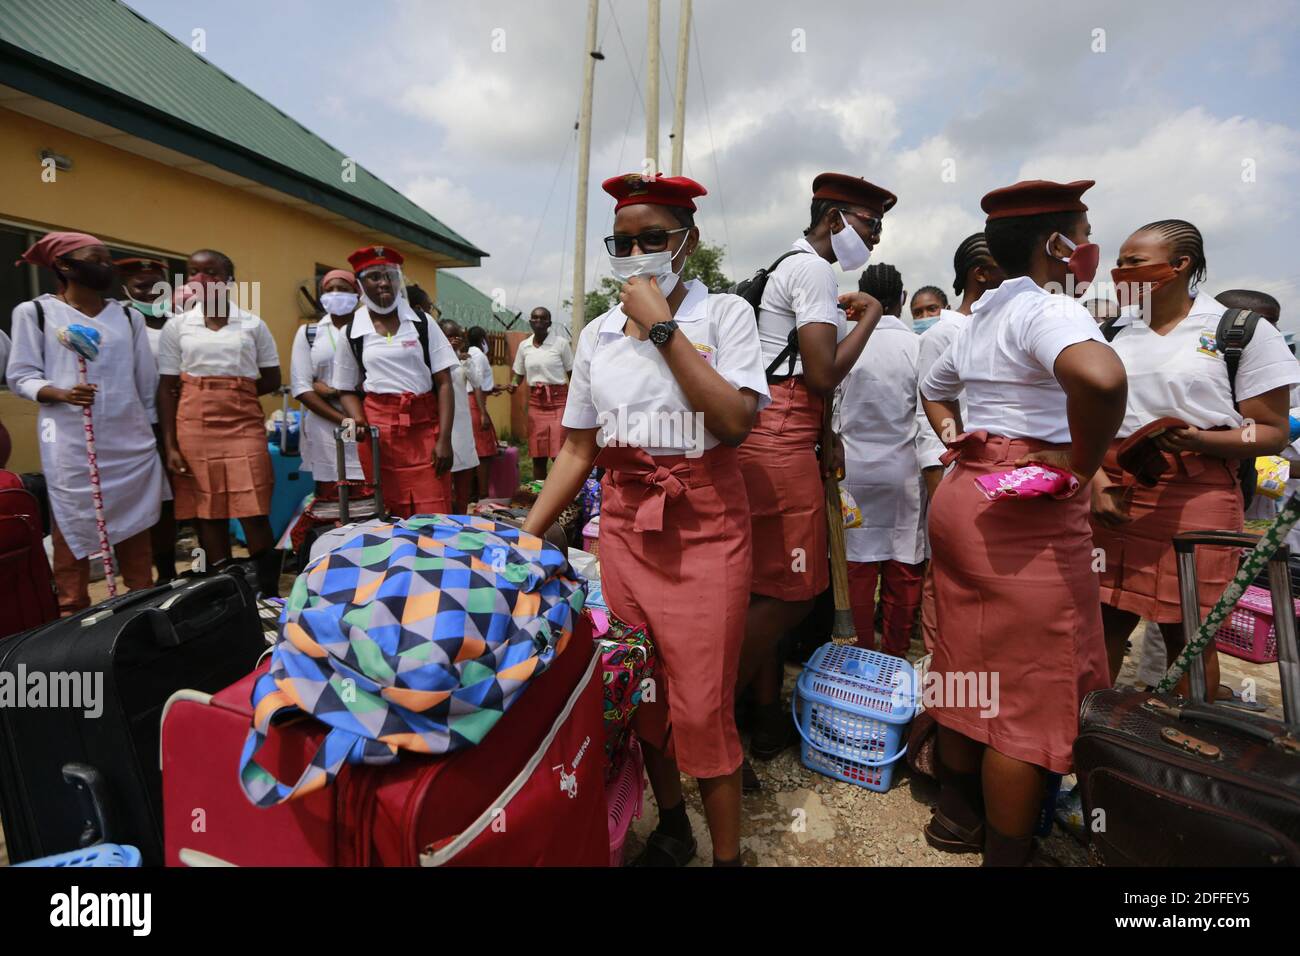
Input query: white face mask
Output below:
<box><xmin>830</xmin><ymin>210</ymin><xmax>871</xmax><ymax>272</ymax></box>
<box><xmin>608</xmin><ymin>242</ymin><xmax>684</xmax><ymax>297</ymax></box>
<box><xmin>319</xmin><ymin>291</ymin><xmax>359</xmax><ymax>316</ymax></box>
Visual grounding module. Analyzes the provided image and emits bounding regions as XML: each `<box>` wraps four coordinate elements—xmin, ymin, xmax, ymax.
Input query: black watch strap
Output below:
<box><xmin>649</xmin><ymin>319</ymin><xmax>678</xmax><ymax>347</ymax></box>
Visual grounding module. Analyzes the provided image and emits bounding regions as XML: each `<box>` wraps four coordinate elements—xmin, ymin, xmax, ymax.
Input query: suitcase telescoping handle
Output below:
<box><xmin>1171</xmin><ymin>528</ymin><xmax>1300</xmax><ymax>731</ymax></box>
<box><xmin>277</xmin><ymin>385</ymin><xmax>293</xmax><ymax>452</ymax></box>
<box><xmin>335</xmin><ymin>423</ymin><xmax>383</xmax><ymax>525</ymax></box>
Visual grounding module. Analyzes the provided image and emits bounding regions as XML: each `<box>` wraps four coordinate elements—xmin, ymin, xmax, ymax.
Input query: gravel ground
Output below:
<box><xmin>622</xmin><ymin>624</ymin><xmax>1282</xmax><ymax>868</ymax></box>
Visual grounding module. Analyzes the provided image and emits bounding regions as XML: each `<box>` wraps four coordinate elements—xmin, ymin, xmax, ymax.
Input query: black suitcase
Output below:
<box><xmin>0</xmin><ymin>571</ymin><xmax>267</xmax><ymax>865</ymax></box>
<box><xmin>1074</xmin><ymin>530</ymin><xmax>1300</xmax><ymax>866</ymax></box>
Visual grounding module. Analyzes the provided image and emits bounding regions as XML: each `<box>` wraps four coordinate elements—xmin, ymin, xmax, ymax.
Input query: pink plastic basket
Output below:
<box><xmin>1214</xmin><ymin>584</ymin><xmax>1299</xmax><ymax>664</ymax></box>
<box><xmin>606</xmin><ymin>737</ymin><xmax>645</xmax><ymax>867</ymax></box>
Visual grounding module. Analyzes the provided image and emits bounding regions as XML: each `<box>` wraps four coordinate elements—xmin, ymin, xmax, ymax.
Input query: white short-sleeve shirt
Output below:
<box><xmin>157</xmin><ymin>304</ymin><xmax>279</xmax><ymax>378</ymax></box>
<box><xmin>512</xmin><ymin>334</ymin><xmax>572</xmax><ymax>385</ymax></box>
<box><xmin>1107</xmin><ymin>292</ymin><xmax>1300</xmax><ymax>438</ymax></box>
<box><xmin>756</xmin><ymin>237</ymin><xmax>844</xmax><ymax>377</ymax></box>
<box><xmin>465</xmin><ymin>344</ymin><xmax>494</xmax><ymax>392</ymax></box>
<box><xmin>563</xmin><ymin>279</ymin><xmax>771</xmax><ymax>455</ymax></box>
<box><xmin>330</xmin><ymin>304</ymin><xmax>459</xmax><ymax>395</ymax></box>
<box><xmin>919</xmin><ymin>276</ymin><xmax>1106</xmax><ymax>445</ymax></box>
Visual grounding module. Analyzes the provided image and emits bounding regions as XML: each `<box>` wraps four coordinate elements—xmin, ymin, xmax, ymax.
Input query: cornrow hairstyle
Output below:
<box><xmin>191</xmin><ymin>248</ymin><xmax>235</xmax><ymax>279</ymax></box>
<box><xmin>859</xmin><ymin>262</ymin><xmax>904</xmax><ymax>310</ymax></box>
<box><xmin>1134</xmin><ymin>219</ymin><xmax>1207</xmax><ymax>288</ymax></box>
<box><xmin>913</xmin><ymin>285</ymin><xmax>949</xmax><ymax>308</ymax></box>
<box><xmin>952</xmin><ymin>232</ymin><xmax>993</xmax><ymax>295</ymax></box>
<box><xmin>984</xmin><ymin>211</ymin><xmax>1083</xmax><ymax>278</ymax></box>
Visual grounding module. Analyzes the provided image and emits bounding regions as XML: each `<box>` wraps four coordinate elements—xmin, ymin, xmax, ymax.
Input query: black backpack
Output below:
<box><xmin>344</xmin><ymin>309</ymin><xmax>433</xmax><ymax>385</ymax></box>
<box><xmin>1101</xmin><ymin>307</ymin><xmax>1265</xmax><ymax>506</ymax></box>
<box><xmin>731</xmin><ymin>250</ymin><xmax>810</xmax><ymax>381</ymax></box>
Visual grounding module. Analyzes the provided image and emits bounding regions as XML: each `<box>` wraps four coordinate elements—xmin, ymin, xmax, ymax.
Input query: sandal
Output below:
<box><xmin>629</xmin><ymin>828</ymin><xmax>698</xmax><ymax>868</ymax></box>
<box><xmin>923</xmin><ymin>810</ymin><xmax>984</xmax><ymax>855</ymax></box>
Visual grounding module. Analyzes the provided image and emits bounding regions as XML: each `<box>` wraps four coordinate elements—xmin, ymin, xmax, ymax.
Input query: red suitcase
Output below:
<box><xmin>162</xmin><ymin>618</ymin><xmax>609</xmax><ymax>866</ymax></box>
<box><xmin>0</xmin><ymin>483</ymin><xmax>58</xmax><ymax>639</ymax></box>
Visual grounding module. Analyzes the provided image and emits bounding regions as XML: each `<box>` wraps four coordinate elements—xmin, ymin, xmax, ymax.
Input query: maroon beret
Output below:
<box><xmin>981</xmin><ymin>179</ymin><xmax>1095</xmax><ymax>221</ymax></box>
<box><xmin>603</xmin><ymin>173</ymin><xmax>708</xmax><ymax>212</ymax></box>
<box><xmin>811</xmin><ymin>172</ymin><xmax>897</xmax><ymax>217</ymax></box>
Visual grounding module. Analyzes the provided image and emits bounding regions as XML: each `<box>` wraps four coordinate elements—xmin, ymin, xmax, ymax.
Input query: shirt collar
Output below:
<box><xmin>970</xmin><ymin>276</ymin><xmax>1045</xmax><ymax>317</ymax></box>
<box><xmin>877</xmin><ymin>314</ymin><xmax>907</xmax><ymax>332</ymax></box>
<box><xmin>793</xmin><ymin>236</ymin><xmax>816</xmax><ymax>255</ymax></box>
<box><xmin>348</xmin><ymin>304</ymin><xmax>414</xmax><ymax>338</ymax></box>
<box><xmin>180</xmin><ymin>303</ymin><xmax>247</xmax><ymax>326</ymax></box>
<box><xmin>596</xmin><ymin>279</ymin><xmax>707</xmax><ymax>337</ymax></box>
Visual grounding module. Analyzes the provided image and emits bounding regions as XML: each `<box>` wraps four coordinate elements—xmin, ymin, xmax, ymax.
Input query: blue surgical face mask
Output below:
<box><xmin>913</xmin><ymin>316</ymin><xmax>939</xmax><ymax>334</ymax></box>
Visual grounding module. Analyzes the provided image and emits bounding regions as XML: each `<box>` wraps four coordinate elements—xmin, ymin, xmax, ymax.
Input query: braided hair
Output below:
<box><xmin>952</xmin><ymin>232</ymin><xmax>993</xmax><ymax>295</ymax></box>
<box><xmin>859</xmin><ymin>262</ymin><xmax>904</xmax><ymax>312</ymax></box>
<box><xmin>912</xmin><ymin>285</ymin><xmax>949</xmax><ymax>308</ymax></box>
<box><xmin>1134</xmin><ymin>219</ymin><xmax>1207</xmax><ymax>288</ymax></box>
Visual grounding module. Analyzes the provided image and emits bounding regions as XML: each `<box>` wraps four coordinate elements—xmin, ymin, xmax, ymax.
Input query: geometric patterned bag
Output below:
<box><xmin>239</xmin><ymin>515</ymin><xmax>586</xmax><ymax>807</ymax></box>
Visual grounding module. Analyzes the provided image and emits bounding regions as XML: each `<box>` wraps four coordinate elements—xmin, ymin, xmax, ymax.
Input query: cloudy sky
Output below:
<box><xmin>130</xmin><ymin>0</ymin><xmax>1300</xmax><ymax>331</ymax></box>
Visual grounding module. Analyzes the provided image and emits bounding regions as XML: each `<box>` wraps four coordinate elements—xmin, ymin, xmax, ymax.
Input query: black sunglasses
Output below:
<box><xmin>603</xmin><ymin>227</ymin><xmax>690</xmax><ymax>258</ymax></box>
<box><xmin>843</xmin><ymin>209</ymin><xmax>883</xmax><ymax>234</ymax></box>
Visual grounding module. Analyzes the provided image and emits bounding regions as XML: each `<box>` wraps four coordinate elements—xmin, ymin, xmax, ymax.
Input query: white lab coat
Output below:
<box><xmin>289</xmin><ymin>318</ymin><xmax>363</xmax><ymax>482</ymax></box>
<box><xmin>449</xmin><ymin>361</ymin><xmax>480</xmax><ymax>474</ymax></box>
<box><xmin>836</xmin><ymin>314</ymin><xmax>928</xmax><ymax>564</ymax></box>
<box><xmin>6</xmin><ymin>296</ymin><xmax>165</xmax><ymax>559</ymax></box>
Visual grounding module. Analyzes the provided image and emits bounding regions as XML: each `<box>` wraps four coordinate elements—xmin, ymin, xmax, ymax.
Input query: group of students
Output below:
<box><xmin>3</xmin><ymin>236</ymin><xmax>502</xmax><ymax>614</ymax></box>
<box><xmin>522</xmin><ymin>170</ymin><xmax>1298</xmax><ymax>869</ymax></box>
<box><xmin>5</xmin><ymin>167</ymin><xmax>1294</xmax><ymax>870</ymax></box>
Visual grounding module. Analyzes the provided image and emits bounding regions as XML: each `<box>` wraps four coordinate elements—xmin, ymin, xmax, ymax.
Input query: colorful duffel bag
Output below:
<box><xmin>239</xmin><ymin>514</ymin><xmax>586</xmax><ymax>807</ymax></box>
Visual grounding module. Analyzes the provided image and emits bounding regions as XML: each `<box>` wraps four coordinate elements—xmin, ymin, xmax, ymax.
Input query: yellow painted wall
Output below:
<box><xmin>0</xmin><ymin>107</ymin><xmax>454</xmax><ymax>472</ymax></box>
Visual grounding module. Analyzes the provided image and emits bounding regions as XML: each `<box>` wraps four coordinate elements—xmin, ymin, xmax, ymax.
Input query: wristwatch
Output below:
<box><xmin>648</xmin><ymin>319</ymin><xmax>678</xmax><ymax>347</ymax></box>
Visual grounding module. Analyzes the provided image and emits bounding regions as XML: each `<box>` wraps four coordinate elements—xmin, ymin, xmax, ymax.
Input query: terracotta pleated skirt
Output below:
<box><xmin>1091</xmin><ymin>443</ymin><xmax>1242</xmax><ymax>623</ymax></box>
<box><xmin>173</xmin><ymin>374</ymin><xmax>273</xmax><ymax>521</ymax></box>
<box><xmin>922</xmin><ymin>432</ymin><xmax>1109</xmax><ymax>774</ymax></box>
<box><xmin>527</xmin><ymin>384</ymin><xmax>568</xmax><ymax>458</ymax></box>
<box><xmin>736</xmin><ymin>377</ymin><xmax>827</xmax><ymax>601</ymax></box>
<box><xmin>359</xmin><ymin>391</ymin><xmax>451</xmax><ymax>519</ymax></box>
<box><xmin>468</xmin><ymin>392</ymin><xmax>499</xmax><ymax>458</ymax></box>
<box><xmin>596</xmin><ymin>443</ymin><xmax>751</xmax><ymax>779</ymax></box>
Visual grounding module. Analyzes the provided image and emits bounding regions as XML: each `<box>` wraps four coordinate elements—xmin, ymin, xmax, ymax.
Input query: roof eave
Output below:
<box><xmin>0</xmin><ymin>43</ymin><xmax>487</xmax><ymax>266</ymax></box>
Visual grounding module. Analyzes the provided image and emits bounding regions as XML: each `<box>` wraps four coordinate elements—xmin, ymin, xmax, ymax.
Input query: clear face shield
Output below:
<box><xmin>357</xmin><ymin>263</ymin><xmax>405</xmax><ymax>315</ymax></box>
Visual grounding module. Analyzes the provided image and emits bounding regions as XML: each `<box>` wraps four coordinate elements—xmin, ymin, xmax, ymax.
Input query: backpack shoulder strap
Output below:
<box><xmin>413</xmin><ymin>312</ymin><xmax>432</xmax><ymax>372</ymax></box>
<box><xmin>1100</xmin><ymin>317</ymin><xmax>1122</xmax><ymax>343</ymax></box>
<box><xmin>1215</xmin><ymin>308</ymin><xmax>1262</xmax><ymax>407</ymax></box>
<box><xmin>767</xmin><ymin>249</ymin><xmax>811</xmax><ymax>275</ymax></box>
<box><xmin>760</xmin><ymin>249</ymin><xmax>816</xmax><ymax>380</ymax></box>
<box><xmin>304</xmin><ymin>323</ymin><xmax>318</xmax><ymax>346</ymax></box>
<box><xmin>345</xmin><ymin>316</ymin><xmax>366</xmax><ymax>382</ymax></box>
<box><xmin>118</xmin><ymin>301</ymin><xmax>141</xmax><ymax>339</ymax></box>
<box><xmin>32</xmin><ymin>299</ymin><xmax>44</xmax><ymax>335</ymax></box>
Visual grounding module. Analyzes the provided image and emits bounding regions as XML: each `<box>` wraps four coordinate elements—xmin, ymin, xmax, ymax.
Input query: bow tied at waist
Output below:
<box><xmin>939</xmin><ymin>429</ymin><xmax>989</xmax><ymax>467</ymax></box>
<box><xmin>596</xmin><ymin>445</ymin><xmax>691</xmax><ymax>533</ymax></box>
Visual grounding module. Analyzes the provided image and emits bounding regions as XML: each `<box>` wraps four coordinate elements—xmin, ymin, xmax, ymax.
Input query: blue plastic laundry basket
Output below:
<box><xmin>792</xmin><ymin>643</ymin><xmax>917</xmax><ymax>792</ymax></box>
<box><xmin>13</xmin><ymin>844</ymin><xmax>142</xmax><ymax>867</ymax></box>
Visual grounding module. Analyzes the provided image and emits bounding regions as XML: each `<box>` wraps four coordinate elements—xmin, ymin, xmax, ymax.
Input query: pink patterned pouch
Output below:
<box><xmin>974</xmin><ymin>465</ymin><xmax>1079</xmax><ymax>501</ymax></box>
